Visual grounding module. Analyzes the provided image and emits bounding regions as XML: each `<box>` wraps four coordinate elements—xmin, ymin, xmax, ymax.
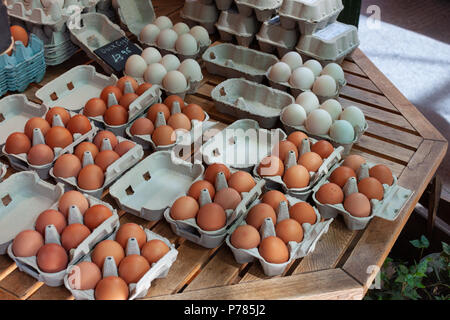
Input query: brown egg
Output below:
<box><xmin>298</xmin><ymin>152</ymin><xmax>323</xmax><ymax>172</ymax></box>
<box><xmin>286</xmin><ymin>131</ymin><xmax>309</xmax><ymax>148</ymax></box>
<box><xmin>116</xmin><ymin>76</ymin><xmax>139</xmax><ymax>93</ymax></box>
<box><xmin>358</xmin><ymin>177</ymin><xmax>384</xmax><ymax>200</ymax></box>
<box><xmin>53</xmin><ymin>154</ymin><xmax>81</xmax><ymax>178</ymax></box>
<box><xmin>77</xmin><ymin>164</ymin><xmax>104</xmax><ymax>190</ymax></box>
<box><xmin>130</xmin><ymin>118</ymin><xmax>154</xmax><ymax>135</ymax></box>
<box><xmin>104</xmin><ymin>105</ymin><xmax>128</xmax><ymax>126</ymax></box>
<box><xmin>100</xmin><ymin>86</ymin><xmax>123</xmax><ymax>104</ymax></box>
<box><xmin>83</xmin><ymin>98</ymin><xmax>107</xmax><ymax>117</ymax></box>
<box><xmin>58</xmin><ymin>191</ymin><xmax>89</xmax><ymax>218</ymax></box>
<box><xmin>152</xmin><ymin>125</ymin><xmax>176</xmax><ymax>146</ymax></box>
<box><xmin>94</xmin><ymin>131</ymin><xmax>118</xmax><ymax>150</ymax></box>
<box><xmin>168</xmin><ymin>113</ymin><xmax>192</xmax><ymax>130</ymax></box>
<box><xmin>12</xmin><ymin>230</ymin><xmax>44</xmax><ymax>257</ymax></box>
<box><xmin>246</xmin><ymin>203</ymin><xmax>276</xmax><ymax>230</ymax></box>
<box><xmin>35</xmin><ymin>209</ymin><xmax>67</xmax><ymax>235</ymax></box>
<box><xmin>45</xmin><ymin>107</ymin><xmax>70</xmax><ymax>126</ymax></box>
<box><xmin>66</xmin><ymin>115</ymin><xmax>92</xmax><ymax>135</ymax></box>
<box><xmin>228</xmin><ymin>171</ymin><xmax>256</xmax><ymax>194</ymax></box>
<box><xmin>83</xmin><ymin>204</ymin><xmax>113</xmax><ymax>231</ymax></box>
<box><xmin>276</xmin><ymin>218</ymin><xmax>303</xmax><ymax>243</ymax></box>
<box><xmin>182</xmin><ymin>103</ymin><xmax>205</xmax><ymax>121</ymax></box>
<box><xmin>118</xmin><ymin>254</ymin><xmax>150</xmax><ymax>284</ymax></box>
<box><xmin>342</xmin><ymin>154</ymin><xmax>366</xmax><ymax>173</ymax></box>
<box><xmin>164</xmin><ymin>95</ymin><xmax>185</xmax><ymax>110</ymax></box>
<box><xmin>289</xmin><ymin>202</ymin><xmax>317</xmax><ymax>225</ymax></box>
<box><xmin>27</xmin><ymin>144</ymin><xmax>54</xmax><ymax>165</ymax></box>
<box><xmin>170</xmin><ymin>196</ymin><xmax>199</xmax><ymax>220</ymax></box>
<box><xmin>68</xmin><ymin>261</ymin><xmax>101</xmax><ymax>290</ymax></box>
<box><xmin>257</xmin><ymin>155</ymin><xmax>284</xmax><ymax>177</ymax></box>
<box><xmin>311</xmin><ymin>140</ymin><xmax>334</xmax><ymax>159</ymax></box>
<box><xmin>115</xmin><ymin>223</ymin><xmax>147</xmax><ymax>249</ymax></box>
<box><xmin>136</xmin><ymin>83</ymin><xmax>153</xmax><ymax>96</ymax></box>
<box><xmin>261</xmin><ymin>190</ymin><xmax>288</xmax><ymax>212</ymax></box>
<box><xmin>74</xmin><ymin>142</ymin><xmax>99</xmax><ymax>162</ymax></box>
<box><xmin>315</xmin><ymin>183</ymin><xmax>344</xmax><ymax>204</ymax></box>
<box><xmin>329</xmin><ymin>166</ymin><xmax>357</xmax><ymax>188</ymax></box>
<box><xmin>5</xmin><ymin>132</ymin><xmax>31</xmax><ymax>154</ymax></box>
<box><xmin>141</xmin><ymin>239</ymin><xmax>170</xmax><ymax>265</ymax></box>
<box><xmin>37</xmin><ymin>243</ymin><xmax>68</xmax><ymax>273</ymax></box>
<box><xmin>45</xmin><ymin>126</ymin><xmax>73</xmax><ymax>149</ymax></box>
<box><xmin>282</xmin><ymin>165</ymin><xmax>310</xmax><ymax>189</ymax></box>
<box><xmin>24</xmin><ymin>117</ymin><xmax>51</xmax><ymax>139</ymax></box>
<box><xmin>213</xmin><ymin>188</ymin><xmax>242</xmax><ymax>210</ymax></box>
<box><xmin>146</xmin><ymin>103</ymin><xmax>170</xmax><ymax>123</ymax></box>
<box><xmin>344</xmin><ymin>193</ymin><xmax>371</xmax><ymax>217</ymax></box>
<box><xmin>10</xmin><ymin>25</ymin><xmax>29</xmax><ymax>47</ymax></box>
<box><xmin>196</xmin><ymin>203</ymin><xmax>227</xmax><ymax>231</ymax></box>
<box><xmin>94</xmin><ymin>150</ymin><xmax>120</xmax><ymax>172</ymax></box>
<box><xmin>187</xmin><ymin>180</ymin><xmax>215</xmax><ymax>201</ymax></box>
<box><xmin>114</xmin><ymin>141</ymin><xmax>136</xmax><ymax>157</ymax></box>
<box><xmin>369</xmin><ymin>164</ymin><xmax>394</xmax><ymax>186</ymax></box>
<box><xmin>230</xmin><ymin>225</ymin><xmax>260</xmax><ymax>249</ymax></box>
<box><xmin>273</xmin><ymin>140</ymin><xmax>298</xmax><ymax>162</ymax></box>
<box><xmin>119</xmin><ymin>93</ymin><xmax>139</xmax><ymax>110</ymax></box>
<box><xmin>259</xmin><ymin>236</ymin><xmax>289</xmax><ymax>264</ymax></box>
<box><xmin>95</xmin><ymin>276</ymin><xmax>129</xmax><ymax>300</ymax></box>
<box><xmin>91</xmin><ymin>240</ymin><xmax>125</xmax><ymax>268</ymax></box>
<box><xmin>204</xmin><ymin>163</ymin><xmax>231</xmax><ymax>184</ymax></box>
<box><xmin>61</xmin><ymin>223</ymin><xmax>91</xmax><ymax>251</ymax></box>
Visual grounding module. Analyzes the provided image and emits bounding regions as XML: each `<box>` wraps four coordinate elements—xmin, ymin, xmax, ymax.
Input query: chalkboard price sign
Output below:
<box><xmin>94</xmin><ymin>37</ymin><xmax>142</xmax><ymax>74</ymax></box>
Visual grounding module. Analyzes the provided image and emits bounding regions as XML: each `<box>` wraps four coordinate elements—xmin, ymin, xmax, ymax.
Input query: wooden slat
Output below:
<box><xmin>28</xmin><ymin>285</ymin><xmax>73</xmax><ymax>300</ymax></box>
<box><xmin>341</xmin><ymin>60</ymin><xmax>367</xmax><ymax>78</ymax></box>
<box><xmin>340</xmin><ymin>85</ymin><xmax>399</xmax><ymax>113</ymax></box>
<box><xmin>344</xmin><ymin>73</ymin><xmax>381</xmax><ymax>94</ymax></box>
<box><xmin>364</xmin><ymin>120</ymin><xmax>422</xmax><ymax>150</ymax></box>
<box><xmin>355</xmin><ymin>135</ymin><xmax>415</xmax><ymax>164</ymax></box>
<box><xmin>0</xmin><ymin>256</ymin><xmax>16</xmax><ymax>281</ymax></box>
<box><xmin>0</xmin><ymin>269</ymin><xmax>42</xmax><ymax>299</ymax></box>
<box><xmin>0</xmin><ymin>288</ymin><xmax>19</xmax><ymax>300</ymax></box>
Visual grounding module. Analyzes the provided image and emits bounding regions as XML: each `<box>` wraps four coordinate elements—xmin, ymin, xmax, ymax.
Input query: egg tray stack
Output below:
<box><xmin>181</xmin><ymin>0</ymin><xmax>219</xmax><ymax>34</ymax></box>
<box><xmin>256</xmin><ymin>15</ymin><xmax>299</xmax><ymax>58</ymax></box>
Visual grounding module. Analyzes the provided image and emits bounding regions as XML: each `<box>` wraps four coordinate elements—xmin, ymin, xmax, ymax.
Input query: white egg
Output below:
<box><xmin>281</xmin><ymin>104</ymin><xmax>307</xmax><ymax>126</ymax></box>
<box><xmin>305</xmin><ymin>109</ymin><xmax>332</xmax><ymax>135</ymax></box>
<box><xmin>296</xmin><ymin>91</ymin><xmax>320</xmax><ymax>114</ymax></box>
<box><xmin>154</xmin><ymin>16</ymin><xmax>173</xmax><ymax>30</ymax></box>
<box><xmin>141</xmin><ymin>47</ymin><xmax>162</xmax><ymax>65</ymax></box>
<box><xmin>172</xmin><ymin>22</ymin><xmax>190</xmax><ymax>35</ymax></box>
<box><xmin>157</xmin><ymin>28</ymin><xmax>178</xmax><ymax>50</ymax></box>
<box><xmin>175</xmin><ymin>33</ymin><xmax>198</xmax><ymax>55</ymax></box>
<box><xmin>340</xmin><ymin>106</ymin><xmax>366</xmax><ymax>129</ymax></box>
<box><xmin>268</xmin><ymin>62</ymin><xmax>291</xmax><ymax>83</ymax></box>
<box><xmin>313</xmin><ymin>75</ymin><xmax>337</xmax><ymax>97</ymax></box>
<box><xmin>178</xmin><ymin>59</ymin><xmax>203</xmax><ymax>81</ymax></box>
<box><xmin>281</xmin><ymin>52</ymin><xmax>303</xmax><ymax>71</ymax></box>
<box><xmin>189</xmin><ymin>26</ymin><xmax>210</xmax><ymax>47</ymax></box>
<box><xmin>330</xmin><ymin>120</ymin><xmax>355</xmax><ymax>143</ymax></box>
<box><xmin>303</xmin><ymin>59</ymin><xmax>323</xmax><ymax>77</ymax></box>
<box><xmin>320</xmin><ymin>99</ymin><xmax>342</xmax><ymax>121</ymax></box>
<box><xmin>163</xmin><ymin>70</ymin><xmax>188</xmax><ymax>93</ymax></box>
<box><xmin>289</xmin><ymin>67</ymin><xmax>315</xmax><ymax>90</ymax></box>
<box><xmin>140</xmin><ymin>24</ymin><xmax>160</xmax><ymax>44</ymax></box>
<box><xmin>125</xmin><ymin>54</ymin><xmax>147</xmax><ymax>78</ymax></box>
<box><xmin>160</xmin><ymin>54</ymin><xmax>181</xmax><ymax>71</ymax></box>
<box><xmin>144</xmin><ymin>63</ymin><xmax>167</xmax><ymax>85</ymax></box>
<box><xmin>321</xmin><ymin>63</ymin><xmax>345</xmax><ymax>84</ymax></box>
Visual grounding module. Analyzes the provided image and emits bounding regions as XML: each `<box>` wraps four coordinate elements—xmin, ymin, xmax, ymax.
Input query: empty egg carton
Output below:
<box><xmin>181</xmin><ymin>0</ymin><xmax>219</xmax><ymax>34</ymax></box>
<box><xmin>256</xmin><ymin>16</ymin><xmax>299</xmax><ymax>58</ymax></box>
<box><xmin>235</xmin><ymin>0</ymin><xmax>282</xmax><ymax>22</ymax></box>
<box><xmin>215</xmin><ymin>9</ymin><xmax>260</xmax><ymax>47</ymax></box>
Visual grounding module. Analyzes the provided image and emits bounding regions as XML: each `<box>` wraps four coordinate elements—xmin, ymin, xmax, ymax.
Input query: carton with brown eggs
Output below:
<box><xmin>256</xmin><ymin>16</ymin><xmax>300</xmax><ymax>57</ymax></box>
<box><xmin>215</xmin><ymin>9</ymin><xmax>261</xmax><ymax>47</ymax></box>
<box><xmin>181</xmin><ymin>0</ymin><xmax>219</xmax><ymax>34</ymax></box>
<box><xmin>235</xmin><ymin>0</ymin><xmax>282</xmax><ymax>22</ymax></box>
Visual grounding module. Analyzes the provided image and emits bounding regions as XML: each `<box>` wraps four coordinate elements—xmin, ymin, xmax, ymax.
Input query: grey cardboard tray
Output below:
<box><xmin>226</xmin><ymin>194</ymin><xmax>333</xmax><ymax>276</ymax></box>
<box><xmin>116</xmin><ymin>0</ymin><xmax>156</xmax><ymax>36</ymax></box>
<box><xmin>0</xmin><ymin>163</ymin><xmax>7</xmax><ymax>182</ymax></box>
<box><xmin>215</xmin><ymin>10</ymin><xmax>260</xmax><ymax>47</ymax></box>
<box><xmin>181</xmin><ymin>0</ymin><xmax>219</xmax><ymax>34</ymax></box>
<box><xmin>64</xmin><ymin>227</ymin><xmax>178</xmax><ymax>300</ymax></box>
<box><xmin>235</xmin><ymin>0</ymin><xmax>282</xmax><ymax>22</ymax></box>
<box><xmin>256</xmin><ymin>16</ymin><xmax>299</xmax><ymax>57</ymax></box>
<box><xmin>312</xmin><ymin>161</ymin><xmax>413</xmax><ymax>230</ymax></box>
<box><xmin>211</xmin><ymin>78</ymin><xmax>295</xmax><ymax>129</ymax></box>
<box><xmin>109</xmin><ymin>150</ymin><xmax>204</xmax><ymax>221</ymax></box>
<box><xmin>215</xmin><ymin>0</ymin><xmax>234</xmax><ymax>11</ymax></box>
<box><xmin>202</xmin><ymin>43</ymin><xmax>279</xmax><ymax>83</ymax></box>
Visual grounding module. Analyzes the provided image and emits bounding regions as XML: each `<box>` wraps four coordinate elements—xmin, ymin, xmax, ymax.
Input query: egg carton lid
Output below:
<box><xmin>235</xmin><ymin>0</ymin><xmax>282</xmax><ymax>22</ymax></box>
<box><xmin>116</xmin><ymin>0</ymin><xmax>156</xmax><ymax>36</ymax></box>
<box><xmin>181</xmin><ymin>0</ymin><xmax>219</xmax><ymax>25</ymax></box>
<box><xmin>225</xmin><ymin>194</ymin><xmax>333</xmax><ymax>276</ymax></box>
<box><xmin>256</xmin><ymin>16</ymin><xmax>299</xmax><ymax>50</ymax></box>
<box><xmin>278</xmin><ymin>0</ymin><xmax>344</xmax><ymax>23</ymax></box>
<box><xmin>215</xmin><ymin>9</ymin><xmax>260</xmax><ymax>38</ymax></box>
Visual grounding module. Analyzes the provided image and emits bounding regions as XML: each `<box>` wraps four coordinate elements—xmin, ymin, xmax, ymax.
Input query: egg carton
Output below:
<box><xmin>164</xmin><ymin>171</ymin><xmax>265</xmax><ymax>249</ymax></box>
<box><xmin>211</xmin><ymin>78</ymin><xmax>295</xmax><ymax>129</ymax></box>
<box><xmin>180</xmin><ymin>0</ymin><xmax>219</xmax><ymax>34</ymax></box>
<box><xmin>215</xmin><ymin>0</ymin><xmax>234</xmax><ymax>11</ymax></box>
<box><xmin>0</xmin><ymin>163</ymin><xmax>7</xmax><ymax>182</ymax></box>
<box><xmin>109</xmin><ymin>150</ymin><xmax>204</xmax><ymax>221</ymax></box>
<box><xmin>215</xmin><ymin>9</ymin><xmax>260</xmax><ymax>47</ymax></box>
<box><xmin>64</xmin><ymin>227</ymin><xmax>178</xmax><ymax>300</ymax></box>
<box><xmin>226</xmin><ymin>194</ymin><xmax>333</xmax><ymax>276</ymax></box>
<box><xmin>312</xmin><ymin>161</ymin><xmax>413</xmax><ymax>230</ymax></box>
<box><xmin>235</xmin><ymin>0</ymin><xmax>282</xmax><ymax>22</ymax></box>
<box><xmin>202</xmin><ymin>43</ymin><xmax>279</xmax><ymax>83</ymax></box>
<box><xmin>116</xmin><ymin>0</ymin><xmax>155</xmax><ymax>36</ymax></box>
<box><xmin>278</xmin><ymin>0</ymin><xmax>343</xmax><ymax>35</ymax></box>
<box><xmin>256</xmin><ymin>16</ymin><xmax>299</xmax><ymax>58</ymax></box>
<box><xmin>296</xmin><ymin>22</ymin><xmax>360</xmax><ymax>65</ymax></box>
<box><xmin>201</xmin><ymin>119</ymin><xmax>286</xmax><ymax>172</ymax></box>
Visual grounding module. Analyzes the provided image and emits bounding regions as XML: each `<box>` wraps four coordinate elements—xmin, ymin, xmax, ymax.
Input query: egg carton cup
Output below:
<box><xmin>116</xmin><ymin>0</ymin><xmax>155</xmax><ymax>36</ymax></box>
<box><xmin>295</xmin><ymin>22</ymin><xmax>360</xmax><ymax>65</ymax></box>
<box><xmin>235</xmin><ymin>0</ymin><xmax>282</xmax><ymax>22</ymax></box>
<box><xmin>278</xmin><ymin>0</ymin><xmax>343</xmax><ymax>35</ymax></box>
<box><xmin>0</xmin><ymin>163</ymin><xmax>7</xmax><ymax>182</ymax></box>
<box><xmin>164</xmin><ymin>172</ymin><xmax>265</xmax><ymax>249</ymax></box>
<box><xmin>256</xmin><ymin>16</ymin><xmax>299</xmax><ymax>57</ymax></box>
<box><xmin>181</xmin><ymin>0</ymin><xmax>219</xmax><ymax>34</ymax></box>
<box><xmin>202</xmin><ymin>43</ymin><xmax>279</xmax><ymax>83</ymax></box>
<box><xmin>312</xmin><ymin>161</ymin><xmax>413</xmax><ymax>230</ymax></box>
<box><xmin>64</xmin><ymin>227</ymin><xmax>178</xmax><ymax>300</ymax></box>
<box><xmin>215</xmin><ymin>10</ymin><xmax>260</xmax><ymax>47</ymax></box>
<box><xmin>201</xmin><ymin>119</ymin><xmax>287</xmax><ymax>172</ymax></box>
<box><xmin>215</xmin><ymin>0</ymin><xmax>234</xmax><ymax>11</ymax></box>
<box><xmin>109</xmin><ymin>150</ymin><xmax>204</xmax><ymax>221</ymax></box>
<box><xmin>226</xmin><ymin>194</ymin><xmax>333</xmax><ymax>276</ymax></box>
<box><xmin>211</xmin><ymin>78</ymin><xmax>295</xmax><ymax>129</ymax></box>
<box><xmin>253</xmin><ymin>137</ymin><xmax>344</xmax><ymax>200</ymax></box>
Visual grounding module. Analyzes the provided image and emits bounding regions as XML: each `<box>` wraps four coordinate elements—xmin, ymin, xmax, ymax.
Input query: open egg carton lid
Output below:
<box><xmin>109</xmin><ymin>150</ymin><xmax>205</xmax><ymax>221</ymax></box>
<box><xmin>180</xmin><ymin>0</ymin><xmax>219</xmax><ymax>34</ymax></box>
<box><xmin>116</xmin><ymin>0</ymin><xmax>155</xmax><ymax>36</ymax></box>
<box><xmin>201</xmin><ymin>119</ymin><xmax>287</xmax><ymax>172</ymax></box>
<box><xmin>64</xmin><ymin>227</ymin><xmax>178</xmax><ymax>300</ymax></box>
<box><xmin>226</xmin><ymin>194</ymin><xmax>333</xmax><ymax>276</ymax></box>
<box><xmin>235</xmin><ymin>0</ymin><xmax>282</xmax><ymax>22</ymax></box>
<box><xmin>296</xmin><ymin>22</ymin><xmax>360</xmax><ymax>64</ymax></box>
<box><xmin>278</xmin><ymin>0</ymin><xmax>343</xmax><ymax>35</ymax></box>
<box><xmin>211</xmin><ymin>78</ymin><xmax>295</xmax><ymax>129</ymax></box>
<box><xmin>256</xmin><ymin>16</ymin><xmax>299</xmax><ymax>58</ymax></box>
<box><xmin>164</xmin><ymin>172</ymin><xmax>265</xmax><ymax>249</ymax></box>
<box><xmin>312</xmin><ymin>161</ymin><xmax>413</xmax><ymax>230</ymax></box>
<box><xmin>215</xmin><ymin>9</ymin><xmax>260</xmax><ymax>47</ymax></box>
<box><xmin>202</xmin><ymin>43</ymin><xmax>279</xmax><ymax>83</ymax></box>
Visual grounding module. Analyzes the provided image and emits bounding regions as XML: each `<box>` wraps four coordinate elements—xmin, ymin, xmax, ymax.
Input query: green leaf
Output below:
<box><xmin>399</xmin><ymin>264</ymin><xmax>409</xmax><ymax>274</ymax></box>
<box><xmin>420</xmin><ymin>235</ymin><xmax>430</xmax><ymax>248</ymax></box>
<box><xmin>410</xmin><ymin>239</ymin><xmax>421</xmax><ymax>248</ymax></box>
<box><xmin>442</xmin><ymin>242</ymin><xmax>450</xmax><ymax>256</ymax></box>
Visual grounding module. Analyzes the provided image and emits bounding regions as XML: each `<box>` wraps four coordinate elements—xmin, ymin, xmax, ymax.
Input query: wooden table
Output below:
<box><xmin>0</xmin><ymin>1</ymin><xmax>447</xmax><ymax>300</ymax></box>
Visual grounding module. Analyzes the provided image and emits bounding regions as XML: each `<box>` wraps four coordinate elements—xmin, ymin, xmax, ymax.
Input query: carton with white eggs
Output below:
<box><xmin>226</xmin><ymin>193</ymin><xmax>333</xmax><ymax>276</ymax></box>
<box><xmin>215</xmin><ymin>9</ymin><xmax>260</xmax><ymax>47</ymax></box>
<box><xmin>256</xmin><ymin>16</ymin><xmax>300</xmax><ymax>57</ymax></box>
<box><xmin>181</xmin><ymin>0</ymin><xmax>219</xmax><ymax>34</ymax></box>
<box><xmin>234</xmin><ymin>0</ymin><xmax>283</xmax><ymax>22</ymax></box>
<box><xmin>115</xmin><ymin>0</ymin><xmax>156</xmax><ymax>36</ymax></box>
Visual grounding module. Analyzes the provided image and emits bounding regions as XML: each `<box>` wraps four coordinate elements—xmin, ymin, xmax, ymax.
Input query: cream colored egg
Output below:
<box><xmin>175</xmin><ymin>33</ymin><xmax>198</xmax><ymax>55</ymax></box>
<box><xmin>281</xmin><ymin>104</ymin><xmax>307</xmax><ymax>126</ymax></box>
<box><xmin>340</xmin><ymin>106</ymin><xmax>366</xmax><ymax>129</ymax></box>
<box><xmin>172</xmin><ymin>22</ymin><xmax>190</xmax><ymax>35</ymax></box>
<box><xmin>305</xmin><ymin>109</ymin><xmax>332</xmax><ymax>135</ymax></box>
<box><xmin>313</xmin><ymin>75</ymin><xmax>337</xmax><ymax>97</ymax></box>
<box><xmin>269</xmin><ymin>62</ymin><xmax>291</xmax><ymax>83</ymax></box>
<box><xmin>160</xmin><ymin>54</ymin><xmax>181</xmax><ymax>71</ymax></box>
<box><xmin>141</xmin><ymin>47</ymin><xmax>162</xmax><ymax>65</ymax></box>
<box><xmin>178</xmin><ymin>59</ymin><xmax>203</xmax><ymax>81</ymax></box>
<box><xmin>296</xmin><ymin>91</ymin><xmax>320</xmax><ymax>114</ymax></box>
<box><xmin>320</xmin><ymin>99</ymin><xmax>342</xmax><ymax>121</ymax></box>
<box><xmin>303</xmin><ymin>59</ymin><xmax>323</xmax><ymax>77</ymax></box>
<box><xmin>281</xmin><ymin>52</ymin><xmax>303</xmax><ymax>71</ymax></box>
<box><xmin>289</xmin><ymin>67</ymin><xmax>315</xmax><ymax>90</ymax></box>
<box><xmin>144</xmin><ymin>63</ymin><xmax>167</xmax><ymax>85</ymax></box>
<box><xmin>157</xmin><ymin>29</ymin><xmax>178</xmax><ymax>50</ymax></box>
<box><xmin>125</xmin><ymin>54</ymin><xmax>147</xmax><ymax>78</ymax></box>
<box><xmin>330</xmin><ymin>120</ymin><xmax>355</xmax><ymax>143</ymax></box>
<box><xmin>321</xmin><ymin>63</ymin><xmax>345</xmax><ymax>83</ymax></box>
<box><xmin>163</xmin><ymin>71</ymin><xmax>188</xmax><ymax>93</ymax></box>
<box><xmin>154</xmin><ymin>16</ymin><xmax>173</xmax><ymax>30</ymax></box>
<box><xmin>189</xmin><ymin>26</ymin><xmax>210</xmax><ymax>47</ymax></box>
<box><xmin>140</xmin><ymin>24</ymin><xmax>160</xmax><ymax>44</ymax></box>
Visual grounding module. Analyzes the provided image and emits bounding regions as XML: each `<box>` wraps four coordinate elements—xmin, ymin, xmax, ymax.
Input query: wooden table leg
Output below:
<box><xmin>427</xmin><ymin>175</ymin><xmax>442</xmax><ymax>236</ymax></box>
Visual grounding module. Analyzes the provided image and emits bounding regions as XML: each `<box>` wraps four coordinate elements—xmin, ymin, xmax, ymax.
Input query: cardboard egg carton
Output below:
<box><xmin>64</xmin><ymin>227</ymin><xmax>178</xmax><ymax>300</ymax></box>
<box><xmin>0</xmin><ymin>163</ymin><xmax>7</xmax><ymax>182</ymax></box>
<box><xmin>202</xmin><ymin>43</ymin><xmax>279</xmax><ymax>83</ymax></box>
<box><xmin>164</xmin><ymin>171</ymin><xmax>265</xmax><ymax>249</ymax></box>
<box><xmin>116</xmin><ymin>0</ymin><xmax>156</xmax><ymax>36</ymax></box>
<box><xmin>109</xmin><ymin>150</ymin><xmax>205</xmax><ymax>221</ymax></box>
<box><xmin>312</xmin><ymin>161</ymin><xmax>413</xmax><ymax>230</ymax></box>
<box><xmin>211</xmin><ymin>78</ymin><xmax>295</xmax><ymax>129</ymax></box>
<box><xmin>226</xmin><ymin>194</ymin><xmax>333</xmax><ymax>276</ymax></box>
<box><xmin>256</xmin><ymin>16</ymin><xmax>299</xmax><ymax>58</ymax></box>
<box><xmin>235</xmin><ymin>0</ymin><xmax>282</xmax><ymax>22</ymax></box>
<box><xmin>215</xmin><ymin>0</ymin><xmax>234</xmax><ymax>11</ymax></box>
<box><xmin>181</xmin><ymin>0</ymin><xmax>219</xmax><ymax>34</ymax></box>
<box><xmin>215</xmin><ymin>9</ymin><xmax>260</xmax><ymax>47</ymax></box>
